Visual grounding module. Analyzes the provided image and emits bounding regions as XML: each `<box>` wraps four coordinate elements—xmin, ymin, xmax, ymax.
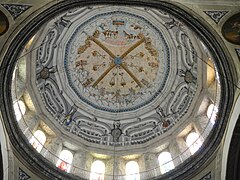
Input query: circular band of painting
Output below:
<box><xmin>0</xmin><ymin>10</ymin><xmax>9</xmax><ymax>36</ymax></box>
<box><xmin>222</xmin><ymin>12</ymin><xmax>240</xmax><ymax>45</ymax></box>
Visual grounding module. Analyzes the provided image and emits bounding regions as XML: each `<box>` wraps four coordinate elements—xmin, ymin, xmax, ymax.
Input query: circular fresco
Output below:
<box><xmin>0</xmin><ymin>10</ymin><xmax>9</xmax><ymax>36</ymax></box>
<box><xmin>64</xmin><ymin>11</ymin><xmax>169</xmax><ymax>112</ymax></box>
<box><xmin>222</xmin><ymin>12</ymin><xmax>240</xmax><ymax>45</ymax></box>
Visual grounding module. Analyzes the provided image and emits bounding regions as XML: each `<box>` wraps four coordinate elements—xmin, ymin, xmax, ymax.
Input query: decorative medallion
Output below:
<box><xmin>184</xmin><ymin>70</ymin><xmax>195</xmax><ymax>84</ymax></box>
<box><xmin>0</xmin><ymin>10</ymin><xmax>9</xmax><ymax>35</ymax></box>
<box><xmin>1</xmin><ymin>4</ymin><xmax>31</xmax><ymax>20</ymax></box>
<box><xmin>222</xmin><ymin>12</ymin><xmax>240</xmax><ymax>45</ymax></box>
<box><xmin>39</xmin><ymin>67</ymin><xmax>50</xmax><ymax>79</ymax></box>
<box><xmin>111</xmin><ymin>121</ymin><xmax>122</xmax><ymax>142</ymax></box>
<box><xmin>204</xmin><ymin>10</ymin><xmax>228</xmax><ymax>24</ymax></box>
<box><xmin>19</xmin><ymin>168</ymin><xmax>31</xmax><ymax>180</ymax></box>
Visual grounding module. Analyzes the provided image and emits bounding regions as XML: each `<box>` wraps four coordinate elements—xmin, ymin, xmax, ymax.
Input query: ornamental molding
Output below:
<box><xmin>1</xmin><ymin>3</ymin><xmax>31</xmax><ymax>20</ymax></box>
<box><xmin>203</xmin><ymin>10</ymin><xmax>229</xmax><ymax>24</ymax></box>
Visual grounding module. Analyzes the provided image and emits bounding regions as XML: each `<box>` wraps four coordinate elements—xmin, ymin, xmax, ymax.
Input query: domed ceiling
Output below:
<box><xmin>1</xmin><ymin>1</ymin><xmax>234</xmax><ymax>179</ymax></box>
<box><xmin>29</xmin><ymin>6</ymin><xmax>202</xmax><ymax>147</ymax></box>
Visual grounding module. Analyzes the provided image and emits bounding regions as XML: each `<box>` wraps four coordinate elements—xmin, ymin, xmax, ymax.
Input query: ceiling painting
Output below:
<box><xmin>29</xmin><ymin>6</ymin><xmax>202</xmax><ymax>147</ymax></box>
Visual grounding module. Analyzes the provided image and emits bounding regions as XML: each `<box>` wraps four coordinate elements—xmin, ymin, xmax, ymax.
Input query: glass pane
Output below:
<box><xmin>13</xmin><ymin>100</ymin><xmax>26</xmax><ymax>121</ymax></box>
<box><xmin>126</xmin><ymin>161</ymin><xmax>140</xmax><ymax>180</ymax></box>
<box><xmin>158</xmin><ymin>152</ymin><xmax>174</xmax><ymax>174</ymax></box>
<box><xmin>186</xmin><ymin>132</ymin><xmax>202</xmax><ymax>155</ymax></box>
<box><xmin>90</xmin><ymin>160</ymin><xmax>105</xmax><ymax>180</ymax></box>
<box><xmin>29</xmin><ymin>130</ymin><xmax>46</xmax><ymax>152</ymax></box>
<box><xmin>207</xmin><ymin>104</ymin><xmax>218</xmax><ymax>124</ymax></box>
<box><xmin>56</xmin><ymin>150</ymin><xmax>73</xmax><ymax>172</ymax></box>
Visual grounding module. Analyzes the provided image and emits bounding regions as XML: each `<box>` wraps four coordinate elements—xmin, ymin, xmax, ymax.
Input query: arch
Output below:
<box><xmin>126</xmin><ymin>161</ymin><xmax>140</xmax><ymax>180</ymax></box>
<box><xmin>226</xmin><ymin>114</ymin><xmax>240</xmax><ymax>180</ymax></box>
<box><xmin>29</xmin><ymin>130</ymin><xmax>46</xmax><ymax>152</ymax></box>
<box><xmin>0</xmin><ymin>115</ymin><xmax>9</xmax><ymax>180</ymax></box>
<box><xmin>56</xmin><ymin>150</ymin><xmax>73</xmax><ymax>172</ymax></box>
<box><xmin>221</xmin><ymin>95</ymin><xmax>240</xmax><ymax>179</ymax></box>
<box><xmin>207</xmin><ymin>104</ymin><xmax>218</xmax><ymax>125</ymax></box>
<box><xmin>186</xmin><ymin>132</ymin><xmax>202</xmax><ymax>155</ymax></box>
<box><xmin>90</xmin><ymin>160</ymin><xmax>105</xmax><ymax>180</ymax></box>
<box><xmin>13</xmin><ymin>100</ymin><xmax>26</xmax><ymax>121</ymax></box>
<box><xmin>158</xmin><ymin>152</ymin><xmax>174</xmax><ymax>174</ymax></box>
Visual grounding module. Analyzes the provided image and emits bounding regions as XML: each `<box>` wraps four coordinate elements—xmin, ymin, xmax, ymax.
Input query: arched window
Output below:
<box><xmin>158</xmin><ymin>152</ymin><xmax>174</xmax><ymax>174</ymax></box>
<box><xmin>207</xmin><ymin>104</ymin><xmax>218</xmax><ymax>125</ymax></box>
<box><xmin>56</xmin><ymin>150</ymin><xmax>73</xmax><ymax>172</ymax></box>
<box><xmin>29</xmin><ymin>130</ymin><xmax>46</xmax><ymax>152</ymax></box>
<box><xmin>90</xmin><ymin>160</ymin><xmax>105</xmax><ymax>180</ymax></box>
<box><xmin>13</xmin><ymin>100</ymin><xmax>26</xmax><ymax>121</ymax></box>
<box><xmin>186</xmin><ymin>132</ymin><xmax>202</xmax><ymax>155</ymax></box>
<box><xmin>125</xmin><ymin>161</ymin><xmax>140</xmax><ymax>180</ymax></box>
